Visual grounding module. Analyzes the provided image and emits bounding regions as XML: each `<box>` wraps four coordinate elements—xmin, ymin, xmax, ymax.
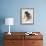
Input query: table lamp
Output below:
<box><xmin>5</xmin><ymin>18</ymin><xmax>14</xmax><ymax>35</ymax></box>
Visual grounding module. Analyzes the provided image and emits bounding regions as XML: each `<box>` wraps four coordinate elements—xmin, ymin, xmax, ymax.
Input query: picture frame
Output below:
<box><xmin>20</xmin><ymin>8</ymin><xmax>34</xmax><ymax>24</ymax></box>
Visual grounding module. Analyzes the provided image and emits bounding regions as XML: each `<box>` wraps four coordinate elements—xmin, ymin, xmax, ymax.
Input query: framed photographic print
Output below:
<box><xmin>20</xmin><ymin>8</ymin><xmax>34</xmax><ymax>24</ymax></box>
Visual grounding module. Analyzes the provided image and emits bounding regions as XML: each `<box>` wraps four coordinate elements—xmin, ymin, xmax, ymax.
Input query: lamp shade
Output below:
<box><xmin>5</xmin><ymin>18</ymin><xmax>14</xmax><ymax>25</ymax></box>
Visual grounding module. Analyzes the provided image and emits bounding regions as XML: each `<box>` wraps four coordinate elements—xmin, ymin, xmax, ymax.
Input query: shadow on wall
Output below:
<box><xmin>0</xmin><ymin>16</ymin><xmax>5</xmax><ymax>46</ymax></box>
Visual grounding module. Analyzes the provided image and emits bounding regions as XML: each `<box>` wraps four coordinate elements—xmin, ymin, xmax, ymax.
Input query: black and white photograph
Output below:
<box><xmin>20</xmin><ymin>8</ymin><xmax>34</xmax><ymax>24</ymax></box>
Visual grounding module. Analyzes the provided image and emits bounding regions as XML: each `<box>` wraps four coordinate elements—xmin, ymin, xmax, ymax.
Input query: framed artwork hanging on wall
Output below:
<box><xmin>20</xmin><ymin>8</ymin><xmax>34</xmax><ymax>24</ymax></box>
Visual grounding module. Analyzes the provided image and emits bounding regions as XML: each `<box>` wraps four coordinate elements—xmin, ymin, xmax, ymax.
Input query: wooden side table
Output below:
<box><xmin>4</xmin><ymin>32</ymin><xmax>43</xmax><ymax>46</ymax></box>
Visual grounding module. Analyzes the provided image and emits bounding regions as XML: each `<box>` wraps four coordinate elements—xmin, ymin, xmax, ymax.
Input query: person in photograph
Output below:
<box><xmin>23</xmin><ymin>11</ymin><xmax>32</xmax><ymax>22</ymax></box>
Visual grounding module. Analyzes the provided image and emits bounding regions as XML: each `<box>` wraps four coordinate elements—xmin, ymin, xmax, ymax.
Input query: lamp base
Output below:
<box><xmin>8</xmin><ymin>32</ymin><xmax>11</xmax><ymax>35</ymax></box>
